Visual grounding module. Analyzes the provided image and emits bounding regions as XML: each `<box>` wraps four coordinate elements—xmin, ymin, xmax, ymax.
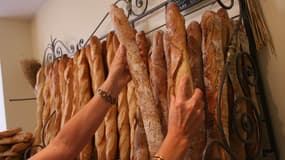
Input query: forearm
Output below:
<box><xmin>155</xmin><ymin>134</ymin><xmax>189</xmax><ymax>160</ymax></box>
<box><xmin>31</xmin><ymin>79</ymin><xmax>119</xmax><ymax>160</ymax></box>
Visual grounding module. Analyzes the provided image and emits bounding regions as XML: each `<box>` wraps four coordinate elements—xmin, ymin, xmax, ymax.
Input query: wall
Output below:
<box><xmin>258</xmin><ymin>0</ymin><xmax>285</xmax><ymax>158</ymax></box>
<box><xmin>0</xmin><ymin>19</ymin><xmax>36</xmax><ymax>132</ymax></box>
<box><xmin>31</xmin><ymin>0</ymin><xmax>284</xmax><ymax>158</ymax></box>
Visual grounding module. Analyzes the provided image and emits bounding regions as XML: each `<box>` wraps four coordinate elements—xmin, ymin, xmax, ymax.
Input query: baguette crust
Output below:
<box><xmin>164</xmin><ymin>2</ymin><xmax>194</xmax><ymax>99</ymax></box>
<box><xmin>10</xmin><ymin>142</ymin><xmax>32</xmax><ymax>154</ymax></box>
<box><xmin>134</xmin><ymin>107</ymin><xmax>149</xmax><ymax>160</ymax></box>
<box><xmin>148</xmin><ymin>31</ymin><xmax>168</xmax><ymax>135</ymax></box>
<box><xmin>32</xmin><ymin>67</ymin><xmax>46</xmax><ymax>154</ymax></box>
<box><xmin>58</xmin><ymin>55</ymin><xmax>68</xmax><ymax>128</ymax></box>
<box><xmin>185</xmin><ymin>21</ymin><xmax>206</xmax><ymax>160</ymax></box>
<box><xmin>77</xmin><ymin>48</ymin><xmax>93</xmax><ymax>160</ymax></box>
<box><xmin>42</xmin><ymin>63</ymin><xmax>53</xmax><ymax>145</ymax></box>
<box><xmin>0</xmin><ymin>128</ymin><xmax>22</xmax><ymax>139</ymax></box>
<box><xmin>86</xmin><ymin>36</ymin><xmax>106</xmax><ymax>160</ymax></box>
<box><xmin>201</xmin><ymin>11</ymin><xmax>229</xmax><ymax>159</ymax></box>
<box><xmin>110</xmin><ymin>4</ymin><xmax>164</xmax><ymax>156</ymax></box>
<box><xmin>61</xmin><ymin>59</ymin><xmax>74</xmax><ymax>127</ymax></box>
<box><xmin>0</xmin><ymin>133</ymin><xmax>33</xmax><ymax>145</ymax></box>
<box><xmin>127</xmin><ymin>81</ymin><xmax>137</xmax><ymax>160</ymax></box>
<box><xmin>104</xmin><ymin>32</ymin><xmax>119</xmax><ymax>160</ymax></box>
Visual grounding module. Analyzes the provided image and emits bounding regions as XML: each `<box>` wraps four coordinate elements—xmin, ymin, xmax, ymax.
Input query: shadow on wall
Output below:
<box><xmin>257</xmin><ymin>46</ymin><xmax>284</xmax><ymax>158</ymax></box>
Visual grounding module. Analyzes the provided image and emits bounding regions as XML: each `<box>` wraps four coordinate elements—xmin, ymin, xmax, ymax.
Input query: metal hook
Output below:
<box><xmin>216</xmin><ymin>0</ymin><xmax>234</xmax><ymax>9</ymax></box>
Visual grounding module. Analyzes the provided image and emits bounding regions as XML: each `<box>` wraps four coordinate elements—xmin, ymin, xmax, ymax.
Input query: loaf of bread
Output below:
<box><xmin>201</xmin><ymin>11</ymin><xmax>229</xmax><ymax>159</ymax></box>
<box><xmin>127</xmin><ymin>81</ymin><xmax>137</xmax><ymax>160</ymax></box>
<box><xmin>104</xmin><ymin>32</ymin><xmax>119</xmax><ymax>160</ymax></box>
<box><xmin>217</xmin><ymin>8</ymin><xmax>234</xmax><ymax>55</ymax></box>
<box><xmin>0</xmin><ymin>145</ymin><xmax>10</xmax><ymax>152</ymax></box>
<box><xmin>10</xmin><ymin>142</ymin><xmax>31</xmax><ymax>154</ymax></box>
<box><xmin>0</xmin><ymin>128</ymin><xmax>22</xmax><ymax>139</ymax></box>
<box><xmin>148</xmin><ymin>31</ymin><xmax>168</xmax><ymax>135</ymax></box>
<box><xmin>71</xmin><ymin>52</ymin><xmax>80</xmax><ymax>117</ymax></box>
<box><xmin>50</xmin><ymin>60</ymin><xmax>62</xmax><ymax>142</ymax></box>
<box><xmin>58</xmin><ymin>55</ymin><xmax>68</xmax><ymax>128</ymax></box>
<box><xmin>42</xmin><ymin>63</ymin><xmax>53</xmax><ymax>145</ymax></box>
<box><xmin>0</xmin><ymin>151</ymin><xmax>19</xmax><ymax>158</ymax></box>
<box><xmin>86</xmin><ymin>36</ymin><xmax>106</xmax><ymax>160</ymax></box>
<box><xmin>61</xmin><ymin>59</ymin><xmax>74</xmax><ymax>127</ymax></box>
<box><xmin>134</xmin><ymin>107</ymin><xmax>149</xmax><ymax>160</ymax></box>
<box><xmin>164</xmin><ymin>2</ymin><xmax>194</xmax><ymax>99</ymax></box>
<box><xmin>185</xmin><ymin>21</ymin><xmax>206</xmax><ymax>160</ymax></box>
<box><xmin>110</xmin><ymin>4</ymin><xmax>163</xmax><ymax>156</ymax></box>
<box><xmin>136</xmin><ymin>31</ymin><xmax>149</xmax><ymax>73</ymax></box>
<box><xmin>31</xmin><ymin>67</ymin><xmax>45</xmax><ymax>155</ymax></box>
<box><xmin>0</xmin><ymin>133</ymin><xmax>33</xmax><ymax>145</ymax></box>
<box><xmin>76</xmin><ymin>48</ymin><xmax>93</xmax><ymax>160</ymax></box>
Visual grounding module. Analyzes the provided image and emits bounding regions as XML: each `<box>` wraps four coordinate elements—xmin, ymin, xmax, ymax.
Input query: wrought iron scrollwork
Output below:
<box><xmin>43</xmin><ymin>37</ymin><xmax>84</xmax><ymax>65</ymax></box>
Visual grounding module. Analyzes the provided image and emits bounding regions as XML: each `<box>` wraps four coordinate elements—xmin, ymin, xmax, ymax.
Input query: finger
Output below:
<box><xmin>176</xmin><ymin>74</ymin><xmax>191</xmax><ymax>101</ymax></box>
<box><xmin>187</xmin><ymin>88</ymin><xmax>203</xmax><ymax>106</ymax></box>
<box><xmin>169</xmin><ymin>95</ymin><xmax>176</xmax><ymax>110</ymax></box>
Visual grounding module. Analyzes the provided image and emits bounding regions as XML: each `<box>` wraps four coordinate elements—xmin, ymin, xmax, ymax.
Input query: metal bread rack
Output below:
<box><xmin>25</xmin><ymin>0</ymin><xmax>279</xmax><ymax>159</ymax></box>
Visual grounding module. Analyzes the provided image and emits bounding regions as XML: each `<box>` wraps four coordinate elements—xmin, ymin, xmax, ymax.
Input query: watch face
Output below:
<box><xmin>172</xmin><ymin>0</ymin><xmax>202</xmax><ymax>10</ymax></box>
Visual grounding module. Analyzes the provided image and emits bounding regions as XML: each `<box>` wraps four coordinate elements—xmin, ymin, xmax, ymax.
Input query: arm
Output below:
<box><xmin>154</xmin><ymin>76</ymin><xmax>204</xmax><ymax>160</ymax></box>
<box><xmin>30</xmin><ymin>45</ymin><xmax>130</xmax><ymax>160</ymax></box>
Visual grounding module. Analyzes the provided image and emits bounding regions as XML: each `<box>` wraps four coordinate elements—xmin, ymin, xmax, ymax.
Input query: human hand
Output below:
<box><xmin>105</xmin><ymin>45</ymin><xmax>131</xmax><ymax>96</ymax></box>
<box><xmin>167</xmin><ymin>75</ymin><xmax>204</xmax><ymax>145</ymax></box>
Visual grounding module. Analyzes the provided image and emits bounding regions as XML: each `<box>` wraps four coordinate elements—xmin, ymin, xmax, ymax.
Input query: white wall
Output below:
<box><xmin>31</xmin><ymin>0</ymin><xmax>285</xmax><ymax>158</ymax></box>
<box><xmin>0</xmin><ymin>18</ymin><xmax>36</xmax><ymax>132</ymax></box>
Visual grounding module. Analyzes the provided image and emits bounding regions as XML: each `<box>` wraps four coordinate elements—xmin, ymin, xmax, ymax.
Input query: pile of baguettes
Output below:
<box><xmin>0</xmin><ymin>128</ymin><xmax>33</xmax><ymax>160</ymax></box>
<box><xmin>32</xmin><ymin>2</ymin><xmax>255</xmax><ymax>160</ymax></box>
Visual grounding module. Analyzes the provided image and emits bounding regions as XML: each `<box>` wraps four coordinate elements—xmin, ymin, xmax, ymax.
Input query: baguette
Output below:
<box><xmin>185</xmin><ymin>21</ymin><xmax>206</xmax><ymax>160</ymax></box>
<box><xmin>0</xmin><ymin>145</ymin><xmax>10</xmax><ymax>152</ymax></box>
<box><xmin>0</xmin><ymin>128</ymin><xmax>22</xmax><ymax>139</ymax></box>
<box><xmin>32</xmin><ymin>67</ymin><xmax>45</xmax><ymax>155</ymax></box>
<box><xmin>71</xmin><ymin>51</ymin><xmax>80</xmax><ymax>117</ymax></box>
<box><xmin>61</xmin><ymin>59</ymin><xmax>74</xmax><ymax>127</ymax></box>
<box><xmin>201</xmin><ymin>11</ymin><xmax>229</xmax><ymax>159</ymax></box>
<box><xmin>0</xmin><ymin>151</ymin><xmax>19</xmax><ymax>158</ymax></box>
<box><xmin>136</xmin><ymin>31</ymin><xmax>149</xmax><ymax>73</ymax></box>
<box><xmin>42</xmin><ymin>63</ymin><xmax>53</xmax><ymax>145</ymax></box>
<box><xmin>10</xmin><ymin>142</ymin><xmax>31</xmax><ymax>154</ymax></box>
<box><xmin>164</xmin><ymin>2</ymin><xmax>194</xmax><ymax>99</ymax></box>
<box><xmin>76</xmin><ymin>48</ymin><xmax>93</xmax><ymax>160</ymax></box>
<box><xmin>148</xmin><ymin>31</ymin><xmax>168</xmax><ymax>135</ymax></box>
<box><xmin>134</xmin><ymin>107</ymin><xmax>149</xmax><ymax>160</ymax></box>
<box><xmin>86</xmin><ymin>36</ymin><xmax>106</xmax><ymax>160</ymax></box>
<box><xmin>58</xmin><ymin>55</ymin><xmax>68</xmax><ymax>128</ymax></box>
<box><xmin>104</xmin><ymin>32</ymin><xmax>118</xmax><ymax>160</ymax></box>
<box><xmin>110</xmin><ymin>4</ymin><xmax>164</xmax><ymax>156</ymax></box>
<box><xmin>127</xmin><ymin>81</ymin><xmax>137</xmax><ymax>160</ymax></box>
<box><xmin>0</xmin><ymin>133</ymin><xmax>33</xmax><ymax>145</ymax></box>
<box><xmin>50</xmin><ymin>60</ymin><xmax>62</xmax><ymax>141</ymax></box>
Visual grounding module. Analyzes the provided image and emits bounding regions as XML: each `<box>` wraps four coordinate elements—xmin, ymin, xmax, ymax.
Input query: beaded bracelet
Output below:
<box><xmin>96</xmin><ymin>88</ymin><xmax>117</xmax><ymax>104</ymax></box>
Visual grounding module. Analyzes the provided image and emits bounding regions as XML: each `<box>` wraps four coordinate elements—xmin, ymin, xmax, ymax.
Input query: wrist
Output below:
<box><xmin>156</xmin><ymin>133</ymin><xmax>189</xmax><ymax>159</ymax></box>
<box><xmin>165</xmin><ymin>133</ymin><xmax>189</xmax><ymax>150</ymax></box>
<box><xmin>101</xmin><ymin>78</ymin><xmax>120</xmax><ymax>98</ymax></box>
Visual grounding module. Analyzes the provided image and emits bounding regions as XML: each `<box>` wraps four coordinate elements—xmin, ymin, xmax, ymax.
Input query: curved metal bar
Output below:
<box><xmin>131</xmin><ymin>0</ymin><xmax>149</xmax><ymax>16</ymax></box>
<box><xmin>24</xmin><ymin>145</ymin><xmax>45</xmax><ymax>160</ymax></box>
<box><xmin>203</xmin><ymin>140</ymin><xmax>237</xmax><ymax>160</ymax></box>
<box><xmin>232</xmin><ymin>96</ymin><xmax>262</xmax><ymax>159</ymax></box>
<box><xmin>41</xmin><ymin>110</ymin><xmax>56</xmax><ymax>147</ymax></box>
<box><xmin>216</xmin><ymin>0</ymin><xmax>234</xmax><ymax>9</ymax></box>
<box><xmin>216</xmin><ymin>60</ymin><xmax>231</xmax><ymax>148</ymax></box>
<box><xmin>236</xmin><ymin>52</ymin><xmax>258</xmax><ymax>97</ymax></box>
